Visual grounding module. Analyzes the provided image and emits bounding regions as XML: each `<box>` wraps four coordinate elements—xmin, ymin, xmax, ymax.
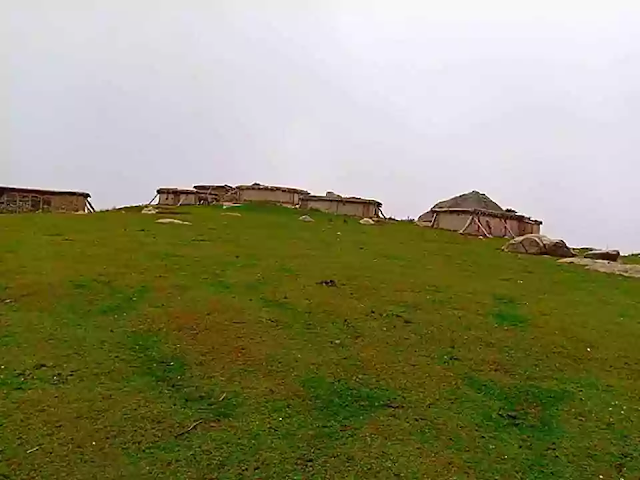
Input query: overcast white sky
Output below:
<box><xmin>5</xmin><ymin>1</ymin><xmax>640</xmax><ymax>251</ymax></box>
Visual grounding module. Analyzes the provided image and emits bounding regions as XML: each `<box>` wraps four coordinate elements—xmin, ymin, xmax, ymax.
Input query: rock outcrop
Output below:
<box><xmin>559</xmin><ymin>258</ymin><xmax>640</xmax><ymax>278</ymax></box>
<box><xmin>584</xmin><ymin>250</ymin><xmax>620</xmax><ymax>262</ymax></box>
<box><xmin>503</xmin><ymin>234</ymin><xmax>575</xmax><ymax>258</ymax></box>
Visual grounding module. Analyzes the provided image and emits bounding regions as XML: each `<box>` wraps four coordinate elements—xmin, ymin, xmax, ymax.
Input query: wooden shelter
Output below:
<box><xmin>427</xmin><ymin>208</ymin><xmax>541</xmax><ymax>237</ymax></box>
<box><xmin>300</xmin><ymin>193</ymin><xmax>382</xmax><ymax>218</ymax></box>
<box><xmin>0</xmin><ymin>186</ymin><xmax>93</xmax><ymax>213</ymax></box>
<box><xmin>417</xmin><ymin>191</ymin><xmax>541</xmax><ymax>238</ymax></box>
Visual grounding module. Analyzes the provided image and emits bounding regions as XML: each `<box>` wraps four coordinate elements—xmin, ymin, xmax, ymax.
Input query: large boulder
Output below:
<box><xmin>584</xmin><ymin>249</ymin><xmax>620</xmax><ymax>261</ymax></box>
<box><xmin>503</xmin><ymin>234</ymin><xmax>575</xmax><ymax>258</ymax></box>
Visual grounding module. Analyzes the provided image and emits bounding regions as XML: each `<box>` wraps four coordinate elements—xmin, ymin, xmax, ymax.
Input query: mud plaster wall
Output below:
<box><xmin>0</xmin><ymin>192</ymin><xmax>86</xmax><ymax>213</ymax></box>
<box><xmin>158</xmin><ymin>192</ymin><xmax>197</xmax><ymax>206</ymax></box>
<box><xmin>434</xmin><ymin>212</ymin><xmax>540</xmax><ymax>238</ymax></box>
<box><xmin>238</xmin><ymin>189</ymin><xmax>301</xmax><ymax>205</ymax></box>
<box><xmin>302</xmin><ymin>199</ymin><xmax>378</xmax><ymax>218</ymax></box>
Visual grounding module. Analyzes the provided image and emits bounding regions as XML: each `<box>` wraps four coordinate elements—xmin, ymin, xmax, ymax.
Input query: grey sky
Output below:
<box><xmin>6</xmin><ymin>1</ymin><xmax>640</xmax><ymax>251</ymax></box>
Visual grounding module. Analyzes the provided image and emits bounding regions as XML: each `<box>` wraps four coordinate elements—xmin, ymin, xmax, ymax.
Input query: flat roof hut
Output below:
<box><xmin>236</xmin><ymin>183</ymin><xmax>309</xmax><ymax>206</ymax></box>
<box><xmin>300</xmin><ymin>192</ymin><xmax>382</xmax><ymax>218</ymax></box>
<box><xmin>0</xmin><ymin>186</ymin><xmax>92</xmax><ymax>213</ymax></box>
<box><xmin>156</xmin><ymin>188</ymin><xmax>198</xmax><ymax>206</ymax></box>
<box><xmin>417</xmin><ymin>191</ymin><xmax>541</xmax><ymax>238</ymax></box>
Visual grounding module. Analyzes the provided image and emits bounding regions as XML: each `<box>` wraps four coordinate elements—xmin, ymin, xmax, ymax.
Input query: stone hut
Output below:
<box><xmin>0</xmin><ymin>186</ymin><xmax>92</xmax><ymax>213</ymax></box>
<box><xmin>235</xmin><ymin>183</ymin><xmax>310</xmax><ymax>206</ymax></box>
<box><xmin>156</xmin><ymin>188</ymin><xmax>198</xmax><ymax>206</ymax></box>
<box><xmin>417</xmin><ymin>191</ymin><xmax>541</xmax><ymax>238</ymax></box>
<box><xmin>192</xmin><ymin>185</ymin><xmax>238</xmax><ymax>204</ymax></box>
<box><xmin>300</xmin><ymin>192</ymin><xmax>382</xmax><ymax>218</ymax></box>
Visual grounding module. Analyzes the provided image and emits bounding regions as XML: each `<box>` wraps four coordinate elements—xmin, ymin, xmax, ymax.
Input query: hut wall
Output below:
<box><xmin>50</xmin><ymin>194</ymin><xmax>87</xmax><ymax>213</ymax></box>
<box><xmin>334</xmin><ymin>201</ymin><xmax>378</xmax><ymax>217</ymax></box>
<box><xmin>238</xmin><ymin>189</ymin><xmax>300</xmax><ymax>205</ymax></box>
<box><xmin>433</xmin><ymin>212</ymin><xmax>472</xmax><ymax>232</ymax></box>
<box><xmin>158</xmin><ymin>192</ymin><xmax>178</xmax><ymax>205</ymax></box>
<box><xmin>301</xmin><ymin>198</ymin><xmax>379</xmax><ymax>217</ymax></box>
<box><xmin>179</xmin><ymin>193</ymin><xmax>198</xmax><ymax>205</ymax></box>
<box><xmin>0</xmin><ymin>191</ymin><xmax>86</xmax><ymax>213</ymax></box>
<box><xmin>300</xmin><ymin>198</ymin><xmax>337</xmax><ymax>214</ymax></box>
<box><xmin>520</xmin><ymin>221</ymin><xmax>540</xmax><ymax>235</ymax></box>
<box><xmin>434</xmin><ymin>211</ymin><xmax>540</xmax><ymax>238</ymax></box>
<box><xmin>158</xmin><ymin>192</ymin><xmax>197</xmax><ymax>206</ymax></box>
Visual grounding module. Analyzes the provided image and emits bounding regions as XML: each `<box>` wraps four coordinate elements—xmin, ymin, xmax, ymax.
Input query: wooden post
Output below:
<box><xmin>473</xmin><ymin>216</ymin><xmax>491</xmax><ymax>237</ymax></box>
<box><xmin>203</xmin><ymin>186</ymin><xmax>214</xmax><ymax>205</ymax></box>
<box><xmin>458</xmin><ymin>214</ymin><xmax>474</xmax><ymax>234</ymax></box>
<box><xmin>86</xmin><ymin>199</ymin><xmax>96</xmax><ymax>213</ymax></box>
<box><xmin>430</xmin><ymin>212</ymin><xmax>439</xmax><ymax>228</ymax></box>
<box><xmin>503</xmin><ymin>219</ymin><xmax>515</xmax><ymax>238</ymax></box>
<box><xmin>147</xmin><ymin>193</ymin><xmax>158</xmax><ymax>206</ymax></box>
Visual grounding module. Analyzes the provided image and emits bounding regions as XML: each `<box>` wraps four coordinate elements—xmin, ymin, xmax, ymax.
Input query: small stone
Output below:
<box><xmin>299</xmin><ymin>215</ymin><xmax>314</xmax><ymax>222</ymax></box>
<box><xmin>584</xmin><ymin>249</ymin><xmax>620</xmax><ymax>261</ymax></box>
<box><xmin>156</xmin><ymin>218</ymin><xmax>191</xmax><ymax>225</ymax></box>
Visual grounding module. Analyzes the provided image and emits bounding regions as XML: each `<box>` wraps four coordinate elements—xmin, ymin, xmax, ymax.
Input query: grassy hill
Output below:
<box><xmin>1</xmin><ymin>204</ymin><xmax>639</xmax><ymax>479</ymax></box>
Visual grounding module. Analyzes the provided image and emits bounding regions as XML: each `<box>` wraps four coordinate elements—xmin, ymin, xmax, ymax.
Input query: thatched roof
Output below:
<box><xmin>433</xmin><ymin>191</ymin><xmax>503</xmax><ymax>212</ymax></box>
<box><xmin>418</xmin><ymin>191</ymin><xmax>503</xmax><ymax>223</ymax></box>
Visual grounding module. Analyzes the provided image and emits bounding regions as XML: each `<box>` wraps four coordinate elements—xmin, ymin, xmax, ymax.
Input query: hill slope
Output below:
<box><xmin>1</xmin><ymin>204</ymin><xmax>639</xmax><ymax>479</ymax></box>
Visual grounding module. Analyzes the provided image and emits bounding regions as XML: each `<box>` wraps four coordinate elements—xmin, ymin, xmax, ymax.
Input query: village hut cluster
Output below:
<box><xmin>4</xmin><ymin>181</ymin><xmax>633</xmax><ymax>275</ymax></box>
<box><xmin>0</xmin><ymin>182</ymin><xmax>540</xmax><ymax>241</ymax></box>
<box><xmin>152</xmin><ymin>183</ymin><xmax>383</xmax><ymax>218</ymax></box>
<box><xmin>0</xmin><ymin>182</ymin><xmax>537</xmax><ymax>237</ymax></box>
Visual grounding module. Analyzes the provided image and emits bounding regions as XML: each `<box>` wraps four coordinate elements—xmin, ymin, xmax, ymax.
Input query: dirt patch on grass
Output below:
<box><xmin>149</xmin><ymin>297</ymin><xmax>289</xmax><ymax>381</ymax></box>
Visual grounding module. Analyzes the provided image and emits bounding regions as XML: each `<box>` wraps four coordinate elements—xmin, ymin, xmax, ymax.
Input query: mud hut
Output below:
<box><xmin>300</xmin><ymin>192</ymin><xmax>382</xmax><ymax>218</ymax></box>
<box><xmin>236</xmin><ymin>183</ymin><xmax>309</xmax><ymax>206</ymax></box>
<box><xmin>417</xmin><ymin>191</ymin><xmax>541</xmax><ymax>238</ymax></box>
<box><xmin>156</xmin><ymin>188</ymin><xmax>198</xmax><ymax>206</ymax></box>
<box><xmin>0</xmin><ymin>186</ymin><xmax>93</xmax><ymax>213</ymax></box>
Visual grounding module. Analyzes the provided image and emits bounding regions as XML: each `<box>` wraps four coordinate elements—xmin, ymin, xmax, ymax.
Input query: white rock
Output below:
<box><xmin>141</xmin><ymin>206</ymin><xmax>157</xmax><ymax>214</ymax></box>
<box><xmin>359</xmin><ymin>218</ymin><xmax>375</xmax><ymax>225</ymax></box>
<box><xmin>299</xmin><ymin>215</ymin><xmax>314</xmax><ymax>222</ymax></box>
<box><xmin>156</xmin><ymin>218</ymin><xmax>191</xmax><ymax>225</ymax></box>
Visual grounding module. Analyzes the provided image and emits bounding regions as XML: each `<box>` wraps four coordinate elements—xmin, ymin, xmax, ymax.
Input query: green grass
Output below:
<box><xmin>623</xmin><ymin>254</ymin><xmax>640</xmax><ymax>265</ymax></box>
<box><xmin>1</xmin><ymin>203</ymin><xmax>639</xmax><ymax>479</ymax></box>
